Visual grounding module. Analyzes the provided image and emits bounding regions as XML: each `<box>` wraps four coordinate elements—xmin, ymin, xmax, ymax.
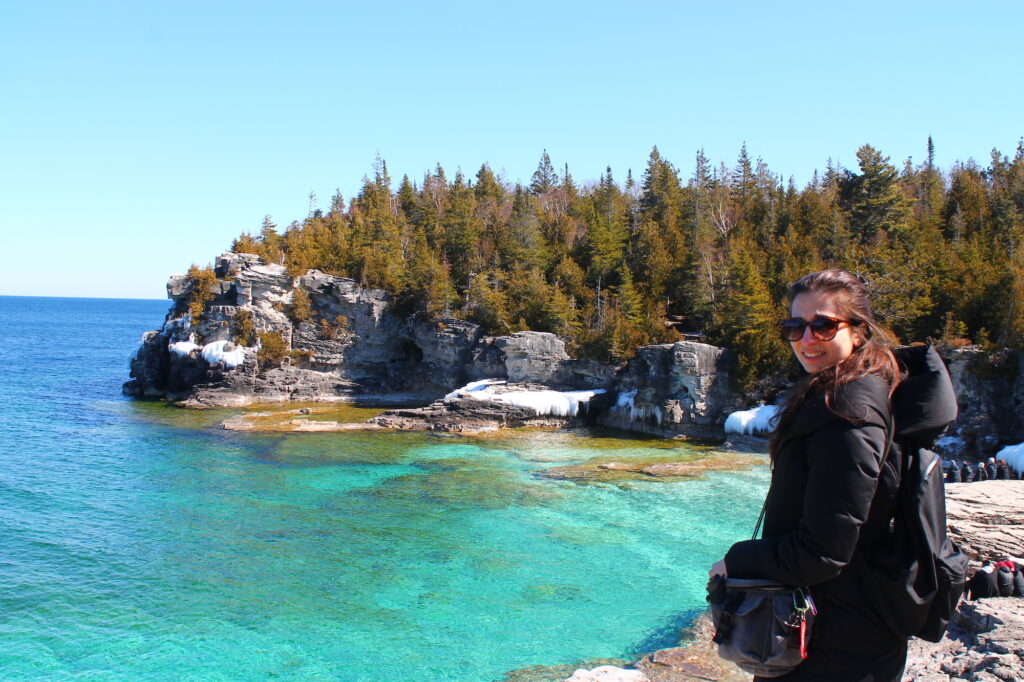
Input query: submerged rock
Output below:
<box><xmin>539</xmin><ymin>452</ymin><xmax>764</xmax><ymax>484</ymax></box>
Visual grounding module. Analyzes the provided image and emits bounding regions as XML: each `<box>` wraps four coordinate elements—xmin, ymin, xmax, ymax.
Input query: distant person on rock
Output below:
<box><xmin>961</xmin><ymin>461</ymin><xmax>974</xmax><ymax>483</ymax></box>
<box><xmin>997</xmin><ymin>565</ymin><xmax>1015</xmax><ymax>597</ymax></box>
<box><xmin>947</xmin><ymin>462</ymin><xmax>961</xmax><ymax>483</ymax></box>
<box><xmin>967</xmin><ymin>561</ymin><xmax>999</xmax><ymax>600</ymax></box>
<box><xmin>996</xmin><ymin>459</ymin><xmax>1010</xmax><ymax>480</ymax></box>
<box><xmin>707</xmin><ymin>270</ymin><xmax>950</xmax><ymax>681</ymax></box>
<box><xmin>985</xmin><ymin>458</ymin><xmax>998</xmax><ymax>480</ymax></box>
<box><xmin>978</xmin><ymin>463</ymin><xmax>989</xmax><ymax>481</ymax></box>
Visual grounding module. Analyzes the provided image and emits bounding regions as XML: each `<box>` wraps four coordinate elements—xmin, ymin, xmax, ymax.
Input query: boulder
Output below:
<box><xmin>597</xmin><ymin>342</ymin><xmax>739</xmax><ymax>439</ymax></box>
<box><xmin>945</xmin><ymin>480</ymin><xmax>1024</xmax><ymax>560</ymax></box>
<box><xmin>493</xmin><ymin>332</ymin><xmax>570</xmax><ymax>384</ymax></box>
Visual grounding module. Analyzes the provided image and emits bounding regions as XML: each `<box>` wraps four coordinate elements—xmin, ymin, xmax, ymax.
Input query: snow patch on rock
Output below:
<box><xmin>201</xmin><ymin>340</ymin><xmax>247</xmax><ymax>369</ymax></box>
<box><xmin>724</xmin><ymin>404</ymin><xmax>779</xmax><ymax>435</ymax></box>
<box><xmin>444</xmin><ymin>379</ymin><xmax>605</xmax><ymax>418</ymax></box>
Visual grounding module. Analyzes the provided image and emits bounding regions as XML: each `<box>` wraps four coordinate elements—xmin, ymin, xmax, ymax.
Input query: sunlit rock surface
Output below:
<box><xmin>945</xmin><ymin>480</ymin><xmax>1024</xmax><ymax>560</ymax></box>
<box><xmin>597</xmin><ymin>343</ymin><xmax>740</xmax><ymax>439</ymax></box>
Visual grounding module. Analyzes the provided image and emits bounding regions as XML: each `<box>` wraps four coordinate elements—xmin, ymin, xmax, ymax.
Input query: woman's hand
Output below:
<box><xmin>709</xmin><ymin>559</ymin><xmax>728</xmax><ymax>579</ymax></box>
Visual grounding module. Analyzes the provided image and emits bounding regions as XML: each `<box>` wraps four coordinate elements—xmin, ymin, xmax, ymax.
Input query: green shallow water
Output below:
<box><xmin>0</xmin><ymin>297</ymin><xmax>769</xmax><ymax>681</ymax></box>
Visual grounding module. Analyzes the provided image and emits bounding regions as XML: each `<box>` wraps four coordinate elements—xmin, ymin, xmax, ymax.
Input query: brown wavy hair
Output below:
<box><xmin>769</xmin><ymin>269</ymin><xmax>900</xmax><ymax>462</ymax></box>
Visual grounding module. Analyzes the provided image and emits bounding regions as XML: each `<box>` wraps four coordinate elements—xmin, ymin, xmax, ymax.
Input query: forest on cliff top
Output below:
<box><xmin>214</xmin><ymin>140</ymin><xmax>1024</xmax><ymax>391</ymax></box>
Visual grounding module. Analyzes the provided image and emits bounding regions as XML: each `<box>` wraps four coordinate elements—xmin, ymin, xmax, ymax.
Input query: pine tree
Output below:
<box><xmin>845</xmin><ymin>144</ymin><xmax>913</xmax><ymax>244</ymax></box>
<box><xmin>529</xmin><ymin>150</ymin><xmax>559</xmax><ymax>195</ymax></box>
<box><xmin>712</xmin><ymin>241</ymin><xmax>788</xmax><ymax>391</ymax></box>
<box><xmin>257</xmin><ymin>215</ymin><xmax>284</xmax><ymax>264</ymax></box>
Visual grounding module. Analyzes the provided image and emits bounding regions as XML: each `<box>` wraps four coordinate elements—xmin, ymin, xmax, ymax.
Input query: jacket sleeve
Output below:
<box><xmin>724</xmin><ymin>402</ymin><xmax>889</xmax><ymax>586</ymax></box>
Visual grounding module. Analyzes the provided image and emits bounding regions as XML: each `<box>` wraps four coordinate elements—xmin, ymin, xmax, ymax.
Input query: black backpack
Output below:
<box><xmin>860</xmin><ymin>346</ymin><xmax>969</xmax><ymax>643</ymax></box>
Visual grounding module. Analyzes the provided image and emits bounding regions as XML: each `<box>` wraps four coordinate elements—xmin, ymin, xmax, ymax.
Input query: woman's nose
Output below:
<box><xmin>800</xmin><ymin>324</ymin><xmax>818</xmax><ymax>343</ymax></box>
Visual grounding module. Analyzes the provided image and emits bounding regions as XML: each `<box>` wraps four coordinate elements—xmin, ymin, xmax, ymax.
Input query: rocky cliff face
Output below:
<box><xmin>595</xmin><ymin>342</ymin><xmax>741</xmax><ymax>439</ymax></box>
<box><xmin>941</xmin><ymin>348</ymin><xmax>1024</xmax><ymax>457</ymax></box>
<box><xmin>124</xmin><ymin>252</ymin><xmax>616</xmax><ymax>407</ymax></box>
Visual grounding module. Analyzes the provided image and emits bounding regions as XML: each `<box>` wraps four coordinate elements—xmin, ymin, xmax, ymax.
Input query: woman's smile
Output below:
<box><xmin>789</xmin><ymin>290</ymin><xmax>860</xmax><ymax>373</ymax></box>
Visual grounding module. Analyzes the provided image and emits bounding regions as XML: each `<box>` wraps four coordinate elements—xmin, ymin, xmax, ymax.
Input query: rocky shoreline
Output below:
<box><xmin>127</xmin><ymin>251</ymin><xmax>1024</xmax><ymax>458</ymax></box>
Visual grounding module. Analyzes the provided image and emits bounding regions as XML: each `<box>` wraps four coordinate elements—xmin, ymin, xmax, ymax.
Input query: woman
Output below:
<box><xmin>709</xmin><ymin>269</ymin><xmax>906</xmax><ymax>681</ymax></box>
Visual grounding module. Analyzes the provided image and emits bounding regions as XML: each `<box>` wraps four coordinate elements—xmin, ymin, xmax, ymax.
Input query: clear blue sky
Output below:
<box><xmin>2</xmin><ymin>1</ymin><xmax>1021</xmax><ymax>299</ymax></box>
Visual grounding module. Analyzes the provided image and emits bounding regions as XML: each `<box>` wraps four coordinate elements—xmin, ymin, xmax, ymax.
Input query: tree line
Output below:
<box><xmin>225</xmin><ymin>140</ymin><xmax>1024</xmax><ymax>391</ymax></box>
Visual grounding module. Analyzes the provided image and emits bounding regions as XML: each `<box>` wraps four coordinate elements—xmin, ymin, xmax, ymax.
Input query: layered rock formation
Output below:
<box><xmin>125</xmin><ymin>252</ymin><xmax>743</xmax><ymax>438</ymax></box>
<box><xmin>124</xmin><ymin>253</ymin><xmax>615</xmax><ymax>408</ymax></box>
<box><xmin>597</xmin><ymin>343</ymin><xmax>740</xmax><ymax>439</ymax></box>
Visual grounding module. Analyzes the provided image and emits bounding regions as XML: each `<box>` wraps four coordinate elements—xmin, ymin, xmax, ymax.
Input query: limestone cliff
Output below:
<box><xmin>596</xmin><ymin>342</ymin><xmax>740</xmax><ymax>439</ymax></box>
<box><xmin>124</xmin><ymin>252</ymin><xmax>615</xmax><ymax>407</ymax></box>
<box><xmin>941</xmin><ymin>348</ymin><xmax>1024</xmax><ymax>457</ymax></box>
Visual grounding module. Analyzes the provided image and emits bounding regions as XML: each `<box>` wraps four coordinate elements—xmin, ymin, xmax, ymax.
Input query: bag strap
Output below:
<box><xmin>751</xmin><ymin>497</ymin><xmax>768</xmax><ymax>540</ymax></box>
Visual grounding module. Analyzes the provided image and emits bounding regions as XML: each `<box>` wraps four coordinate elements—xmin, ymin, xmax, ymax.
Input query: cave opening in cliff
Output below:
<box><xmin>390</xmin><ymin>338</ymin><xmax>424</xmax><ymax>370</ymax></box>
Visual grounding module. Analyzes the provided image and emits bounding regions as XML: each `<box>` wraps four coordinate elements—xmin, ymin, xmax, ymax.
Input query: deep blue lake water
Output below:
<box><xmin>0</xmin><ymin>296</ymin><xmax>767</xmax><ymax>681</ymax></box>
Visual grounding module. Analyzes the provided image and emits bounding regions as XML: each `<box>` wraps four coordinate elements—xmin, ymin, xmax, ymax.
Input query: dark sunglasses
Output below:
<box><xmin>779</xmin><ymin>315</ymin><xmax>859</xmax><ymax>342</ymax></box>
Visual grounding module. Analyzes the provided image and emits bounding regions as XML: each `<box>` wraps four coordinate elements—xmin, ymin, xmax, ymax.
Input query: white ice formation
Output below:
<box><xmin>201</xmin><ymin>340</ymin><xmax>247</xmax><ymax>369</ymax></box>
<box><xmin>724</xmin><ymin>404</ymin><xmax>780</xmax><ymax>435</ymax></box>
<box><xmin>444</xmin><ymin>379</ymin><xmax>605</xmax><ymax>418</ymax></box>
<box><xmin>611</xmin><ymin>389</ymin><xmax>663</xmax><ymax>425</ymax></box>
<box><xmin>997</xmin><ymin>442</ymin><xmax>1024</xmax><ymax>475</ymax></box>
<box><xmin>169</xmin><ymin>341</ymin><xmax>200</xmax><ymax>358</ymax></box>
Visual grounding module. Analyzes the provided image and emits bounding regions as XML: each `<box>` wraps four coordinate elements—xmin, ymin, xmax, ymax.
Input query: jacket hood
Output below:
<box><xmin>892</xmin><ymin>345</ymin><xmax>958</xmax><ymax>446</ymax></box>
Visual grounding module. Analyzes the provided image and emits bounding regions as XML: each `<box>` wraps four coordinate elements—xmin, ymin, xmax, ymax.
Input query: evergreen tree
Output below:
<box><xmin>712</xmin><ymin>241</ymin><xmax>788</xmax><ymax>391</ymax></box>
<box><xmin>844</xmin><ymin>144</ymin><xmax>913</xmax><ymax>244</ymax></box>
<box><xmin>529</xmin><ymin>149</ymin><xmax>559</xmax><ymax>195</ymax></box>
<box><xmin>257</xmin><ymin>215</ymin><xmax>284</xmax><ymax>264</ymax></box>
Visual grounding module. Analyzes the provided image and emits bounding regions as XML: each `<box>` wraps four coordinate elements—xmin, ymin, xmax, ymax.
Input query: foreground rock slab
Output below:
<box><xmin>905</xmin><ymin>598</ymin><xmax>1024</xmax><ymax>681</ymax></box>
<box><xmin>564</xmin><ymin>613</ymin><xmax>750</xmax><ymax>682</ymax></box>
<box><xmin>945</xmin><ymin>480</ymin><xmax>1024</xmax><ymax>559</ymax></box>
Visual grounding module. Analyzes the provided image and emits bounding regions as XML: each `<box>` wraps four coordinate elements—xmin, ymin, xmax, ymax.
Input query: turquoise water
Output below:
<box><xmin>0</xmin><ymin>296</ymin><xmax>768</xmax><ymax>681</ymax></box>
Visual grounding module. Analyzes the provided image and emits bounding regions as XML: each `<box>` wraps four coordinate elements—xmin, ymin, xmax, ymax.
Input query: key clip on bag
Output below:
<box><xmin>706</xmin><ymin>500</ymin><xmax>817</xmax><ymax>678</ymax></box>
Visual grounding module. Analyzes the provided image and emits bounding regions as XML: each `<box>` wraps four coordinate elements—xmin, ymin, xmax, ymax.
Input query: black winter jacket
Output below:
<box><xmin>725</xmin><ymin>374</ymin><xmax>899</xmax><ymax>652</ymax></box>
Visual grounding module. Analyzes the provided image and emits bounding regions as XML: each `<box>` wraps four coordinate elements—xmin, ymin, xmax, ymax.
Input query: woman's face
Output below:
<box><xmin>789</xmin><ymin>290</ymin><xmax>861</xmax><ymax>374</ymax></box>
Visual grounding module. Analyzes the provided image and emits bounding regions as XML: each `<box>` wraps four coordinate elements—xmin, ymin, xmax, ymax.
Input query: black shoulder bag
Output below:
<box><xmin>706</xmin><ymin>500</ymin><xmax>817</xmax><ymax>678</ymax></box>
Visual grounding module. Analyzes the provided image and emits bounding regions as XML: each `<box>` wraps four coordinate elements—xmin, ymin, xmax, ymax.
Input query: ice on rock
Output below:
<box><xmin>201</xmin><ymin>340</ymin><xmax>247</xmax><ymax>369</ymax></box>
<box><xmin>169</xmin><ymin>341</ymin><xmax>200</xmax><ymax>358</ymax></box>
<box><xmin>443</xmin><ymin>379</ymin><xmax>605</xmax><ymax>418</ymax></box>
<box><xmin>610</xmin><ymin>389</ymin><xmax>661</xmax><ymax>424</ymax></box>
<box><xmin>724</xmin><ymin>404</ymin><xmax>780</xmax><ymax>435</ymax></box>
<box><xmin>127</xmin><ymin>333</ymin><xmax>147</xmax><ymax>369</ymax></box>
<box><xmin>444</xmin><ymin>379</ymin><xmax>503</xmax><ymax>401</ymax></box>
<box><xmin>488</xmin><ymin>388</ymin><xmax>605</xmax><ymax>418</ymax></box>
<box><xmin>997</xmin><ymin>442</ymin><xmax>1024</xmax><ymax>475</ymax></box>
<box><xmin>937</xmin><ymin>435</ymin><xmax>966</xmax><ymax>455</ymax></box>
